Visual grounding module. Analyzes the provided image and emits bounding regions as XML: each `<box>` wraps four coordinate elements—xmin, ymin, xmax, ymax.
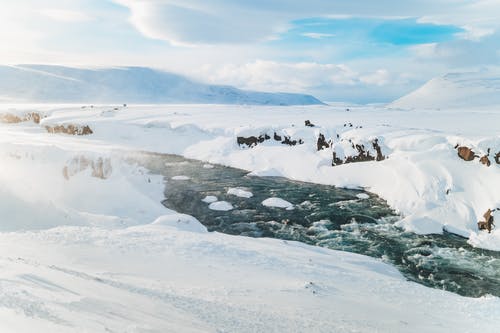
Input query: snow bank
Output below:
<box><xmin>151</xmin><ymin>214</ymin><xmax>207</xmax><ymax>233</ymax></box>
<box><xmin>262</xmin><ymin>198</ymin><xmax>294</xmax><ymax>210</ymax></box>
<box><xmin>227</xmin><ymin>187</ymin><xmax>253</xmax><ymax>198</ymax></box>
<box><xmin>201</xmin><ymin>195</ymin><xmax>218</xmax><ymax>203</ymax></box>
<box><xmin>0</xmin><ymin>223</ymin><xmax>499</xmax><ymax>332</ymax></box>
<box><xmin>208</xmin><ymin>201</ymin><xmax>234</xmax><ymax>211</ymax></box>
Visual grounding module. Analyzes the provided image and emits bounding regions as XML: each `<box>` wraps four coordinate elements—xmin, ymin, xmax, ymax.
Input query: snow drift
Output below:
<box><xmin>0</xmin><ymin>65</ymin><xmax>323</xmax><ymax>105</ymax></box>
<box><xmin>391</xmin><ymin>70</ymin><xmax>500</xmax><ymax>109</ymax></box>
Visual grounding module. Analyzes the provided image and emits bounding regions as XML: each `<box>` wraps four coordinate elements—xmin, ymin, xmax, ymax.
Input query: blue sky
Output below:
<box><xmin>1</xmin><ymin>0</ymin><xmax>499</xmax><ymax>103</ymax></box>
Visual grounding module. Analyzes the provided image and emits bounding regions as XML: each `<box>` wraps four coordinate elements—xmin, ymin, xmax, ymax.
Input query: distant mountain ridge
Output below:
<box><xmin>390</xmin><ymin>70</ymin><xmax>500</xmax><ymax>109</ymax></box>
<box><xmin>0</xmin><ymin>65</ymin><xmax>323</xmax><ymax>105</ymax></box>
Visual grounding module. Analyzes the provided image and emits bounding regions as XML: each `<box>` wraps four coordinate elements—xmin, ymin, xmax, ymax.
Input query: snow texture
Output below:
<box><xmin>227</xmin><ymin>187</ymin><xmax>253</xmax><ymax>198</ymax></box>
<box><xmin>201</xmin><ymin>195</ymin><xmax>218</xmax><ymax>203</ymax></box>
<box><xmin>208</xmin><ymin>201</ymin><xmax>234</xmax><ymax>211</ymax></box>
<box><xmin>0</xmin><ymin>102</ymin><xmax>499</xmax><ymax>332</ymax></box>
<box><xmin>262</xmin><ymin>197</ymin><xmax>294</xmax><ymax>209</ymax></box>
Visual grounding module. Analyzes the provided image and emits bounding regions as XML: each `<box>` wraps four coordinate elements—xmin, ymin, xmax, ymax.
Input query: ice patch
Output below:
<box><xmin>209</xmin><ymin>201</ymin><xmax>234</xmax><ymax>211</ymax></box>
<box><xmin>356</xmin><ymin>193</ymin><xmax>370</xmax><ymax>199</ymax></box>
<box><xmin>262</xmin><ymin>198</ymin><xmax>294</xmax><ymax>210</ymax></box>
<box><xmin>227</xmin><ymin>188</ymin><xmax>253</xmax><ymax>198</ymax></box>
<box><xmin>202</xmin><ymin>195</ymin><xmax>218</xmax><ymax>203</ymax></box>
<box><xmin>171</xmin><ymin>175</ymin><xmax>190</xmax><ymax>180</ymax></box>
<box><xmin>203</xmin><ymin>164</ymin><xmax>214</xmax><ymax>169</ymax></box>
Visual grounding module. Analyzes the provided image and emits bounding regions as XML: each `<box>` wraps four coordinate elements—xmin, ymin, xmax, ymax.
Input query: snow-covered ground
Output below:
<box><xmin>0</xmin><ymin>103</ymin><xmax>499</xmax><ymax>332</ymax></box>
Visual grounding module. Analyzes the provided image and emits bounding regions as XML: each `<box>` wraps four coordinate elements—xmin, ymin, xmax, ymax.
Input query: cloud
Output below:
<box><xmin>300</xmin><ymin>33</ymin><xmax>335</xmax><ymax>39</ymax></box>
<box><xmin>191</xmin><ymin>60</ymin><xmax>409</xmax><ymax>102</ymax></box>
<box><xmin>113</xmin><ymin>0</ymin><xmax>500</xmax><ymax>45</ymax></box>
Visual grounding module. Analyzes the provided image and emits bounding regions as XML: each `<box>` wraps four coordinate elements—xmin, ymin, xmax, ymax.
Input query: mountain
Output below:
<box><xmin>390</xmin><ymin>70</ymin><xmax>500</xmax><ymax>109</ymax></box>
<box><xmin>0</xmin><ymin>65</ymin><xmax>323</xmax><ymax>105</ymax></box>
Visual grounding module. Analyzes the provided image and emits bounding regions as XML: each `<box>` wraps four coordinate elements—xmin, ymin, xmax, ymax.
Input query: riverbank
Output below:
<box><xmin>0</xmin><ymin>103</ymin><xmax>499</xmax><ymax>332</ymax></box>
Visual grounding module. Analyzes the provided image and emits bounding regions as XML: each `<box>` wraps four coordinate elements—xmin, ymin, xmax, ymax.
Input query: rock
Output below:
<box><xmin>332</xmin><ymin>138</ymin><xmax>386</xmax><ymax>166</ymax></box>
<box><xmin>480</xmin><ymin>155</ymin><xmax>491</xmax><ymax>167</ymax></box>
<box><xmin>0</xmin><ymin>112</ymin><xmax>43</xmax><ymax>124</ymax></box>
<box><xmin>478</xmin><ymin>209</ymin><xmax>495</xmax><ymax>233</ymax></box>
<box><xmin>495</xmin><ymin>152</ymin><xmax>500</xmax><ymax>164</ymax></box>
<box><xmin>372</xmin><ymin>139</ymin><xmax>386</xmax><ymax>161</ymax></box>
<box><xmin>237</xmin><ymin>136</ymin><xmax>259</xmax><ymax>148</ymax></box>
<box><xmin>332</xmin><ymin>152</ymin><xmax>343</xmax><ymax>166</ymax></box>
<box><xmin>63</xmin><ymin>156</ymin><xmax>112</xmax><ymax>180</ymax></box>
<box><xmin>46</xmin><ymin>124</ymin><xmax>93</xmax><ymax>135</ymax></box>
<box><xmin>317</xmin><ymin>133</ymin><xmax>330</xmax><ymax>151</ymax></box>
<box><xmin>305</xmin><ymin>120</ymin><xmax>315</xmax><ymax>127</ymax></box>
<box><xmin>456</xmin><ymin>146</ymin><xmax>476</xmax><ymax>161</ymax></box>
<box><xmin>282</xmin><ymin>136</ymin><xmax>297</xmax><ymax>146</ymax></box>
<box><xmin>273</xmin><ymin>132</ymin><xmax>282</xmax><ymax>141</ymax></box>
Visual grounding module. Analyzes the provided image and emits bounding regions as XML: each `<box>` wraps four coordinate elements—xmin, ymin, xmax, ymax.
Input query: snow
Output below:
<box><xmin>208</xmin><ymin>201</ymin><xmax>234</xmax><ymax>211</ymax></box>
<box><xmin>391</xmin><ymin>70</ymin><xmax>500</xmax><ymax>109</ymax></box>
<box><xmin>0</xmin><ymin>102</ymin><xmax>499</xmax><ymax>331</ymax></box>
<box><xmin>201</xmin><ymin>195</ymin><xmax>218</xmax><ymax>203</ymax></box>
<box><xmin>151</xmin><ymin>214</ymin><xmax>207</xmax><ymax>233</ymax></box>
<box><xmin>262</xmin><ymin>197</ymin><xmax>294</xmax><ymax>210</ymax></box>
<box><xmin>172</xmin><ymin>175</ymin><xmax>190</xmax><ymax>180</ymax></box>
<box><xmin>356</xmin><ymin>193</ymin><xmax>370</xmax><ymax>199</ymax></box>
<box><xmin>227</xmin><ymin>187</ymin><xmax>253</xmax><ymax>198</ymax></box>
<box><xmin>0</xmin><ymin>65</ymin><xmax>323</xmax><ymax>105</ymax></box>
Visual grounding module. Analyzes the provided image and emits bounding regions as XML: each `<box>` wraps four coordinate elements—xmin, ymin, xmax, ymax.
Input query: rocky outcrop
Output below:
<box><xmin>456</xmin><ymin>146</ymin><xmax>477</xmax><ymax>161</ymax></box>
<box><xmin>332</xmin><ymin>139</ymin><xmax>386</xmax><ymax>166</ymax></box>
<box><xmin>305</xmin><ymin>120</ymin><xmax>315</xmax><ymax>127</ymax></box>
<box><xmin>372</xmin><ymin>139</ymin><xmax>385</xmax><ymax>162</ymax></box>
<box><xmin>237</xmin><ymin>132</ymin><xmax>303</xmax><ymax>148</ymax></box>
<box><xmin>46</xmin><ymin>124</ymin><xmax>93</xmax><ymax>135</ymax></box>
<box><xmin>480</xmin><ymin>155</ymin><xmax>491</xmax><ymax>167</ymax></box>
<box><xmin>0</xmin><ymin>112</ymin><xmax>43</xmax><ymax>124</ymax></box>
<box><xmin>317</xmin><ymin>133</ymin><xmax>330</xmax><ymax>151</ymax></box>
<box><xmin>455</xmin><ymin>145</ymin><xmax>499</xmax><ymax>167</ymax></box>
<box><xmin>478</xmin><ymin>209</ymin><xmax>495</xmax><ymax>233</ymax></box>
<box><xmin>63</xmin><ymin>156</ymin><xmax>112</xmax><ymax>180</ymax></box>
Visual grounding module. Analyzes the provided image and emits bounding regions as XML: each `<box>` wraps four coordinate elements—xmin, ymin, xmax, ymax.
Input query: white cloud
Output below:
<box><xmin>112</xmin><ymin>0</ymin><xmax>500</xmax><ymax>45</ymax></box>
<box><xmin>194</xmin><ymin>60</ymin><xmax>396</xmax><ymax>94</ymax></box>
<box><xmin>360</xmin><ymin>69</ymin><xmax>391</xmax><ymax>86</ymax></box>
<box><xmin>301</xmin><ymin>33</ymin><xmax>335</xmax><ymax>39</ymax></box>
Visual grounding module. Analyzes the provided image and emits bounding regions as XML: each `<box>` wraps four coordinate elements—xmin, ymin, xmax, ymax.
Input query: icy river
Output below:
<box><xmin>139</xmin><ymin>153</ymin><xmax>500</xmax><ymax>298</ymax></box>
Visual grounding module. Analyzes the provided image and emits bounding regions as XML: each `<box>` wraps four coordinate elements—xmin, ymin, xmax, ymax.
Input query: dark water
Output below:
<box><xmin>136</xmin><ymin>152</ymin><xmax>500</xmax><ymax>298</ymax></box>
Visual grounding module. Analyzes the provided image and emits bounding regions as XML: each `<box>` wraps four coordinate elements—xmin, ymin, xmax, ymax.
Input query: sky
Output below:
<box><xmin>1</xmin><ymin>0</ymin><xmax>500</xmax><ymax>103</ymax></box>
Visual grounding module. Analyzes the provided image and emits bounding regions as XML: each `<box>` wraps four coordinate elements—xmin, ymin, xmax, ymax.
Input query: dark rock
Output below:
<box><xmin>317</xmin><ymin>133</ymin><xmax>330</xmax><ymax>151</ymax></box>
<box><xmin>274</xmin><ymin>132</ymin><xmax>282</xmax><ymax>141</ymax></box>
<box><xmin>305</xmin><ymin>120</ymin><xmax>315</xmax><ymax>127</ymax></box>
<box><xmin>478</xmin><ymin>209</ymin><xmax>495</xmax><ymax>233</ymax></box>
<box><xmin>372</xmin><ymin>139</ymin><xmax>385</xmax><ymax>161</ymax></box>
<box><xmin>282</xmin><ymin>136</ymin><xmax>297</xmax><ymax>146</ymax></box>
<box><xmin>237</xmin><ymin>136</ymin><xmax>260</xmax><ymax>148</ymax></box>
<box><xmin>332</xmin><ymin>152</ymin><xmax>343</xmax><ymax>166</ymax></box>
<box><xmin>495</xmin><ymin>152</ymin><xmax>500</xmax><ymax>164</ymax></box>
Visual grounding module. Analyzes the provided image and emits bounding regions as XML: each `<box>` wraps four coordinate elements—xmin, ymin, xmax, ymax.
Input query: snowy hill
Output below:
<box><xmin>390</xmin><ymin>71</ymin><xmax>500</xmax><ymax>109</ymax></box>
<box><xmin>0</xmin><ymin>65</ymin><xmax>323</xmax><ymax>105</ymax></box>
